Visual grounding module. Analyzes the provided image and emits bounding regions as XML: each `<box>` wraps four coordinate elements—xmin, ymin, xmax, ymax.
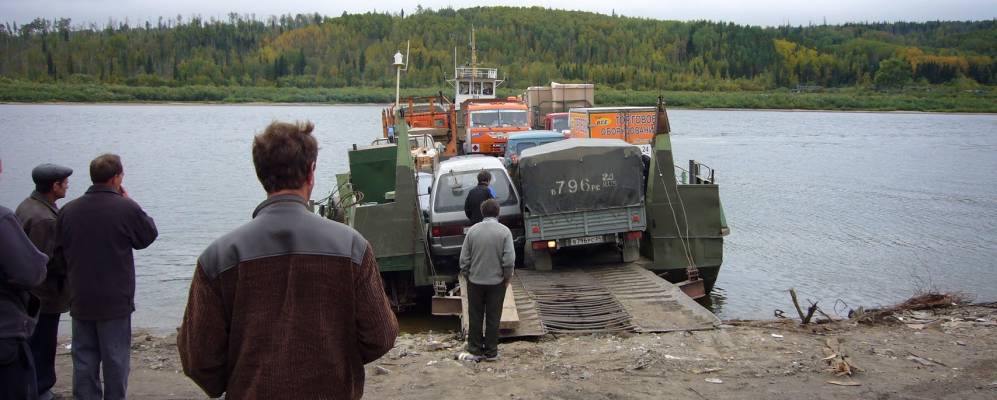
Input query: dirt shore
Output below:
<box><xmin>49</xmin><ymin>303</ymin><xmax>996</xmax><ymax>399</ymax></box>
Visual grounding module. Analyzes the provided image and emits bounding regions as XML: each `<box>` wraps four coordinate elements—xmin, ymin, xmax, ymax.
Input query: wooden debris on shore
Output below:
<box><xmin>822</xmin><ymin>338</ymin><xmax>862</xmax><ymax>377</ymax></box>
<box><xmin>775</xmin><ymin>288</ymin><xmax>834</xmax><ymax>325</ymax></box>
<box><xmin>853</xmin><ymin>293</ymin><xmax>966</xmax><ymax>325</ymax></box>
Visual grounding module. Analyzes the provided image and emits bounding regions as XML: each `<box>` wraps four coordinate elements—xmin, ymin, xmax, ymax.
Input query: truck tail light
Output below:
<box><xmin>431</xmin><ymin>225</ymin><xmax>465</xmax><ymax>237</ymax></box>
<box><xmin>626</xmin><ymin>231</ymin><xmax>643</xmax><ymax>240</ymax></box>
<box><xmin>531</xmin><ymin>241</ymin><xmax>547</xmax><ymax>250</ymax></box>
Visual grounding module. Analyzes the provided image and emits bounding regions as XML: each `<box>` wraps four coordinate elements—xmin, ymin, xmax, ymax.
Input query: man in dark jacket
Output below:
<box><xmin>178</xmin><ymin>121</ymin><xmax>398</xmax><ymax>400</ymax></box>
<box><xmin>15</xmin><ymin>163</ymin><xmax>73</xmax><ymax>400</ymax></box>
<box><xmin>0</xmin><ymin>158</ymin><xmax>49</xmax><ymax>400</ymax></box>
<box><xmin>56</xmin><ymin>153</ymin><xmax>158</xmax><ymax>400</ymax></box>
<box><xmin>463</xmin><ymin>170</ymin><xmax>495</xmax><ymax>225</ymax></box>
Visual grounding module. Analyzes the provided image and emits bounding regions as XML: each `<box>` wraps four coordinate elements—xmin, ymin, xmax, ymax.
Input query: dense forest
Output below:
<box><xmin>1</xmin><ymin>6</ymin><xmax>994</xmax><ymax>91</ymax></box>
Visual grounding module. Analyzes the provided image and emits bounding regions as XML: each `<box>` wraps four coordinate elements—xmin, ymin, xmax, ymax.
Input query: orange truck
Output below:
<box><xmin>568</xmin><ymin>107</ymin><xmax>657</xmax><ymax>155</ymax></box>
<box><xmin>382</xmin><ymin>95</ymin><xmax>460</xmax><ymax>156</ymax></box>
<box><xmin>462</xmin><ymin>98</ymin><xmax>531</xmax><ymax>156</ymax></box>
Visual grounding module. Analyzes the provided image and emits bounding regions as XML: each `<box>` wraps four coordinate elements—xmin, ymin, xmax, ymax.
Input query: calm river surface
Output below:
<box><xmin>1</xmin><ymin>104</ymin><xmax>995</xmax><ymax>330</ymax></box>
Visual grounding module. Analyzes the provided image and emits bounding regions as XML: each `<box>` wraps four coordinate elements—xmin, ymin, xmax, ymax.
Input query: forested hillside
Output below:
<box><xmin>1</xmin><ymin>6</ymin><xmax>994</xmax><ymax>91</ymax></box>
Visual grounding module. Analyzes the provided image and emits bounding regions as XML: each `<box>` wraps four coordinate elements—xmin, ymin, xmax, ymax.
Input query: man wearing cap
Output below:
<box><xmin>56</xmin><ymin>153</ymin><xmax>158</xmax><ymax>400</ymax></box>
<box><xmin>15</xmin><ymin>163</ymin><xmax>73</xmax><ymax>400</ymax></box>
<box><xmin>0</xmin><ymin>158</ymin><xmax>50</xmax><ymax>399</ymax></box>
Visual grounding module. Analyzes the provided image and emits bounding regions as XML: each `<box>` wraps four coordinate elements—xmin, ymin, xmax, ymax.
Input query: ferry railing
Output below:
<box><xmin>674</xmin><ymin>161</ymin><xmax>716</xmax><ymax>185</ymax></box>
<box><xmin>455</xmin><ymin>67</ymin><xmax>498</xmax><ymax>80</ymax></box>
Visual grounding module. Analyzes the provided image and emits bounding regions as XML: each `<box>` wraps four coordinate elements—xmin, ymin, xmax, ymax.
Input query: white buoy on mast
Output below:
<box><xmin>393</xmin><ymin>41</ymin><xmax>410</xmax><ymax>107</ymax></box>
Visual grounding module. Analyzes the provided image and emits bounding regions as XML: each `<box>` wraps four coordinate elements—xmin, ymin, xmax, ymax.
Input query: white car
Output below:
<box><xmin>427</xmin><ymin>155</ymin><xmax>524</xmax><ymax>261</ymax></box>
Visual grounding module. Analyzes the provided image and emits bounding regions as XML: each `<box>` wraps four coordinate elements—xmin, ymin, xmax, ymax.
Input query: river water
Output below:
<box><xmin>1</xmin><ymin>104</ymin><xmax>995</xmax><ymax>330</ymax></box>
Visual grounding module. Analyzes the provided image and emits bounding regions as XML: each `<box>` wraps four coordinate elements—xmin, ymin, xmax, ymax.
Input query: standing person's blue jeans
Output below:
<box><xmin>72</xmin><ymin>316</ymin><xmax>131</xmax><ymax>400</ymax></box>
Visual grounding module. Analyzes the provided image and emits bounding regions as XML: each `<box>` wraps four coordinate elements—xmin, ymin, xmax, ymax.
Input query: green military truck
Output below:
<box><xmin>518</xmin><ymin>138</ymin><xmax>647</xmax><ymax>270</ymax></box>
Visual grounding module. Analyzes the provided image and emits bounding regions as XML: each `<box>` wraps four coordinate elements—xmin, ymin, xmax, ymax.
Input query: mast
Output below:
<box><xmin>470</xmin><ymin>26</ymin><xmax>476</xmax><ymax>100</ymax></box>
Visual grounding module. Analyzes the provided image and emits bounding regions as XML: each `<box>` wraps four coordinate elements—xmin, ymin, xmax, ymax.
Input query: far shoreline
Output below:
<box><xmin>2</xmin><ymin>100</ymin><xmax>995</xmax><ymax>116</ymax></box>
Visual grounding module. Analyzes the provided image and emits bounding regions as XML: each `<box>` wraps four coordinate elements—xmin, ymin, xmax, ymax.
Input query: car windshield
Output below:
<box><xmin>551</xmin><ymin>116</ymin><xmax>569</xmax><ymax>131</ymax></box>
<box><xmin>433</xmin><ymin>169</ymin><xmax>518</xmax><ymax>213</ymax></box>
<box><xmin>471</xmin><ymin>110</ymin><xmax>528</xmax><ymax>128</ymax></box>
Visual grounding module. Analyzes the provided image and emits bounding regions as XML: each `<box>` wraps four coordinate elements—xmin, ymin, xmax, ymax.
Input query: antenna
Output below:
<box><xmin>470</xmin><ymin>26</ymin><xmax>476</xmax><ymax>99</ymax></box>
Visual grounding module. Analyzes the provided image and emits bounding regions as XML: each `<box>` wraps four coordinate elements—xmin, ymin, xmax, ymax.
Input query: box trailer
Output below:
<box><xmin>568</xmin><ymin>107</ymin><xmax>657</xmax><ymax>155</ymax></box>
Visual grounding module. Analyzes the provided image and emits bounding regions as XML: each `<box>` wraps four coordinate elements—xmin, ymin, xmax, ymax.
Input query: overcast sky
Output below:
<box><xmin>2</xmin><ymin>0</ymin><xmax>995</xmax><ymax>27</ymax></box>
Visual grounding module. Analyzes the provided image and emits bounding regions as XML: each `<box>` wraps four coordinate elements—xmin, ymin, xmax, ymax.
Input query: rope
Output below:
<box><xmin>651</xmin><ymin>151</ymin><xmax>698</xmax><ymax>270</ymax></box>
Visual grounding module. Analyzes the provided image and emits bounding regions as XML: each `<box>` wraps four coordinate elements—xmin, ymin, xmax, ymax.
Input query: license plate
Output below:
<box><xmin>567</xmin><ymin>235</ymin><xmax>604</xmax><ymax>247</ymax></box>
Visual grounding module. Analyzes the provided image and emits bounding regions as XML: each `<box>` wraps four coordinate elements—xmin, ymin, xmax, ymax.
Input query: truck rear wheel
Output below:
<box><xmin>621</xmin><ymin>237</ymin><xmax>640</xmax><ymax>263</ymax></box>
<box><xmin>527</xmin><ymin>248</ymin><xmax>553</xmax><ymax>271</ymax></box>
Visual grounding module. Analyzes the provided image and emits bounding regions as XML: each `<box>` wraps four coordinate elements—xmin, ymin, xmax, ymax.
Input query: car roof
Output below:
<box><xmin>508</xmin><ymin>131</ymin><xmax>566</xmax><ymax>142</ymax></box>
<box><xmin>436</xmin><ymin>155</ymin><xmax>506</xmax><ymax>175</ymax></box>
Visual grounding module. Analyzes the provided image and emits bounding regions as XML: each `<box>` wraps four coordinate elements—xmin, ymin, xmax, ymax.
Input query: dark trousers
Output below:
<box><xmin>30</xmin><ymin>313</ymin><xmax>61</xmax><ymax>395</ymax></box>
<box><xmin>466</xmin><ymin>281</ymin><xmax>507</xmax><ymax>358</ymax></box>
<box><xmin>72</xmin><ymin>316</ymin><xmax>131</xmax><ymax>400</ymax></box>
<box><xmin>0</xmin><ymin>337</ymin><xmax>38</xmax><ymax>400</ymax></box>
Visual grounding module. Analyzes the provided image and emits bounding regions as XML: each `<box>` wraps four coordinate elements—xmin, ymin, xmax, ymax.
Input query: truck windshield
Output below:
<box><xmin>433</xmin><ymin>169</ymin><xmax>518</xmax><ymax>213</ymax></box>
<box><xmin>471</xmin><ymin>110</ymin><xmax>528</xmax><ymax>128</ymax></box>
<box><xmin>551</xmin><ymin>116</ymin><xmax>569</xmax><ymax>131</ymax></box>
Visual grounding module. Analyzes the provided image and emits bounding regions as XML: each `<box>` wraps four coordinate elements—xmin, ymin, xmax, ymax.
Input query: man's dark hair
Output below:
<box><xmin>253</xmin><ymin>121</ymin><xmax>318</xmax><ymax>193</ymax></box>
<box><xmin>480</xmin><ymin>198</ymin><xmax>500</xmax><ymax>218</ymax></box>
<box><xmin>35</xmin><ymin>178</ymin><xmax>64</xmax><ymax>194</ymax></box>
<box><xmin>90</xmin><ymin>153</ymin><xmax>123</xmax><ymax>184</ymax></box>
<box><xmin>477</xmin><ymin>170</ymin><xmax>492</xmax><ymax>184</ymax></box>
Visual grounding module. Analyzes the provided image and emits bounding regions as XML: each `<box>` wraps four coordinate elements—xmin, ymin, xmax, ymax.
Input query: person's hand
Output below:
<box><xmin>119</xmin><ymin>185</ymin><xmax>130</xmax><ymax>199</ymax></box>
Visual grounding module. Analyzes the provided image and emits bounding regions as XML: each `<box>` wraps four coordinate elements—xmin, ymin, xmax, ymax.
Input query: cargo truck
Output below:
<box><xmin>523</xmin><ymin>82</ymin><xmax>594</xmax><ymax>130</ymax></box>
<box><xmin>568</xmin><ymin>107</ymin><xmax>657</xmax><ymax>155</ymax></box>
<box><xmin>518</xmin><ymin>138</ymin><xmax>647</xmax><ymax>270</ymax></box>
<box><xmin>461</xmin><ymin>98</ymin><xmax>531</xmax><ymax>156</ymax></box>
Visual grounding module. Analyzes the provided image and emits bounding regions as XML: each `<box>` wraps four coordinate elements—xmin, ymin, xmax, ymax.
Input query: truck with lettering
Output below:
<box><xmin>518</xmin><ymin>138</ymin><xmax>646</xmax><ymax>270</ymax></box>
<box><xmin>568</xmin><ymin>107</ymin><xmax>657</xmax><ymax>155</ymax></box>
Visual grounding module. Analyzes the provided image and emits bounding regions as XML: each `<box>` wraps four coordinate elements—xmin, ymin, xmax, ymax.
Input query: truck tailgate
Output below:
<box><xmin>526</xmin><ymin>205</ymin><xmax>646</xmax><ymax>241</ymax></box>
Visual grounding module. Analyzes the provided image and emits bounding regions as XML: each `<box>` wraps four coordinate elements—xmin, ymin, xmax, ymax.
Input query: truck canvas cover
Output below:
<box><xmin>519</xmin><ymin>138</ymin><xmax>644</xmax><ymax>215</ymax></box>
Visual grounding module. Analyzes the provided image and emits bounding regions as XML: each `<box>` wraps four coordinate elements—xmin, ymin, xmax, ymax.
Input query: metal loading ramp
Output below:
<box><xmin>495</xmin><ymin>263</ymin><xmax>720</xmax><ymax>338</ymax></box>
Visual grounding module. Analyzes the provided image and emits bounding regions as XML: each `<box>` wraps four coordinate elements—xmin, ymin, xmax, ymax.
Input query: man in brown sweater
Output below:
<box><xmin>178</xmin><ymin>121</ymin><xmax>399</xmax><ymax>399</ymax></box>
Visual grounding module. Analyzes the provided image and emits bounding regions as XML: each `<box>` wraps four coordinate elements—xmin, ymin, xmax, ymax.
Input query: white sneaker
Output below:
<box><xmin>456</xmin><ymin>352</ymin><xmax>483</xmax><ymax>362</ymax></box>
